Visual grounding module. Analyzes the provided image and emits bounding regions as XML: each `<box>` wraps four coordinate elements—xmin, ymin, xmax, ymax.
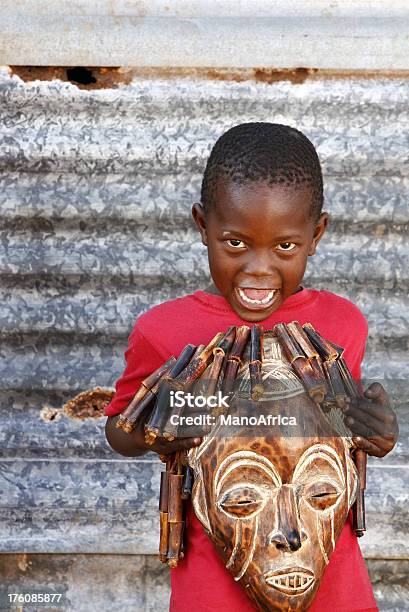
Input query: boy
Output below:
<box><xmin>105</xmin><ymin>123</ymin><xmax>397</xmax><ymax>611</ymax></box>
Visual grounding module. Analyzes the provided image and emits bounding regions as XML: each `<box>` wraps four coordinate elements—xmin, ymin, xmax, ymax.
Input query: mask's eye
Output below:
<box><xmin>226</xmin><ymin>239</ymin><xmax>245</xmax><ymax>249</ymax></box>
<box><xmin>276</xmin><ymin>242</ymin><xmax>296</xmax><ymax>251</ymax></box>
<box><xmin>304</xmin><ymin>481</ymin><xmax>341</xmax><ymax>511</ymax></box>
<box><xmin>218</xmin><ymin>486</ymin><xmax>265</xmax><ymax>518</ymax></box>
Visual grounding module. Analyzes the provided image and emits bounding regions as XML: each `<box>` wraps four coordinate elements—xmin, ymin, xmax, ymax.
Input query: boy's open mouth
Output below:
<box><xmin>235</xmin><ymin>287</ymin><xmax>278</xmax><ymax>309</ymax></box>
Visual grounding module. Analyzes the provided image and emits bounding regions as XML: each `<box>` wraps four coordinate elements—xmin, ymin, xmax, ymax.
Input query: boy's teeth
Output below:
<box><xmin>238</xmin><ymin>288</ymin><xmax>276</xmax><ymax>305</ymax></box>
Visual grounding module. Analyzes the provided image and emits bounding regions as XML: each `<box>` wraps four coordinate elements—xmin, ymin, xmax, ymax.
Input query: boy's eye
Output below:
<box><xmin>226</xmin><ymin>239</ymin><xmax>245</xmax><ymax>248</ymax></box>
<box><xmin>276</xmin><ymin>242</ymin><xmax>296</xmax><ymax>251</ymax></box>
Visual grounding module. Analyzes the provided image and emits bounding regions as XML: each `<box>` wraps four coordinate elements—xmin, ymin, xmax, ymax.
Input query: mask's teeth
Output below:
<box><xmin>266</xmin><ymin>571</ymin><xmax>314</xmax><ymax>592</ymax></box>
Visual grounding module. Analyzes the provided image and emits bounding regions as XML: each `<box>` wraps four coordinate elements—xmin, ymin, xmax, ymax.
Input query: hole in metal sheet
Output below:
<box><xmin>41</xmin><ymin>407</ymin><xmax>63</xmax><ymax>422</ymax></box>
<box><xmin>8</xmin><ymin>66</ymin><xmax>134</xmax><ymax>89</ymax></box>
<box><xmin>63</xmin><ymin>387</ymin><xmax>115</xmax><ymax>419</ymax></box>
<box><xmin>66</xmin><ymin>66</ymin><xmax>97</xmax><ymax>85</ymax></box>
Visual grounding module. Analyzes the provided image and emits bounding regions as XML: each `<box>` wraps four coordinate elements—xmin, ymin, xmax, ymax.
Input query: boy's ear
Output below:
<box><xmin>192</xmin><ymin>202</ymin><xmax>208</xmax><ymax>246</ymax></box>
<box><xmin>308</xmin><ymin>212</ymin><xmax>329</xmax><ymax>256</ymax></box>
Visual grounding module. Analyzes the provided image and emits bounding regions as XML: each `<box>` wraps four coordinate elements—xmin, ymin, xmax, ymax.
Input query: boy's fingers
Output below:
<box><xmin>352</xmin><ymin>436</ymin><xmax>386</xmax><ymax>457</ymax></box>
<box><xmin>177</xmin><ymin>437</ymin><xmax>202</xmax><ymax>451</ymax></box>
<box><xmin>363</xmin><ymin>382</ymin><xmax>390</xmax><ymax>406</ymax></box>
<box><xmin>347</xmin><ymin>417</ymin><xmax>396</xmax><ymax>453</ymax></box>
<box><xmin>345</xmin><ymin>398</ymin><xmax>397</xmax><ymax>427</ymax></box>
<box><xmin>345</xmin><ymin>408</ymin><xmax>397</xmax><ymax>437</ymax></box>
<box><xmin>346</xmin><ymin>414</ymin><xmax>388</xmax><ymax>441</ymax></box>
<box><xmin>154</xmin><ymin>436</ymin><xmax>202</xmax><ymax>454</ymax></box>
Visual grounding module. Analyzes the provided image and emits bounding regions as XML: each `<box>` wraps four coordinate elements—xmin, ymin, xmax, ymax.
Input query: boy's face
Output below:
<box><xmin>192</xmin><ymin>180</ymin><xmax>328</xmax><ymax>322</ymax></box>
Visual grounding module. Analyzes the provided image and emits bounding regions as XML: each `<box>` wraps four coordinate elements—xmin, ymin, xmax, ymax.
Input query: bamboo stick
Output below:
<box><xmin>181</xmin><ymin>465</ymin><xmax>194</xmax><ymax>500</ymax></box>
<box><xmin>249</xmin><ymin>324</ymin><xmax>264</xmax><ymax>400</ymax></box>
<box><xmin>174</xmin><ymin>333</ymin><xmax>224</xmax><ymax>387</ymax></box>
<box><xmin>167</xmin><ymin>473</ymin><xmax>184</xmax><ymax>567</ymax></box>
<box><xmin>158</xmin><ymin>345</ymin><xmax>205</xmax><ymax>442</ymax></box>
<box><xmin>274</xmin><ymin>323</ymin><xmax>304</xmax><ymax>362</ymax></box>
<box><xmin>217</xmin><ymin>325</ymin><xmax>237</xmax><ymax>355</ymax></box>
<box><xmin>202</xmin><ymin>351</ymin><xmax>225</xmax><ymax>399</ymax></box>
<box><xmin>323</xmin><ymin>360</ymin><xmax>348</xmax><ymax>409</ymax></box>
<box><xmin>287</xmin><ymin>321</ymin><xmax>319</xmax><ymax>359</ymax></box>
<box><xmin>353</xmin><ymin>450</ymin><xmax>367</xmax><ymax>537</ymax></box>
<box><xmin>144</xmin><ymin>344</ymin><xmax>197</xmax><ymax>444</ymax></box>
<box><xmin>302</xmin><ymin>323</ymin><xmax>339</xmax><ymax>360</ymax></box>
<box><xmin>201</xmin><ymin>326</ymin><xmax>236</xmax><ymax>399</ymax></box>
<box><xmin>159</xmin><ymin>471</ymin><xmax>170</xmax><ymax>562</ymax></box>
<box><xmin>116</xmin><ymin>357</ymin><xmax>176</xmax><ymax>431</ymax></box>
<box><xmin>121</xmin><ymin>366</ymin><xmax>175</xmax><ymax>433</ymax></box>
<box><xmin>223</xmin><ymin>325</ymin><xmax>251</xmax><ymax>395</ymax></box>
<box><xmin>275</xmin><ymin>323</ymin><xmax>327</xmax><ymax>403</ymax></box>
<box><xmin>338</xmin><ymin>357</ymin><xmax>360</xmax><ymax>398</ymax></box>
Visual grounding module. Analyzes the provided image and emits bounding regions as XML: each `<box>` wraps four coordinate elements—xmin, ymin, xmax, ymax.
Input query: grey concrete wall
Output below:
<box><xmin>0</xmin><ymin>68</ymin><xmax>408</xmax><ymax>610</ymax></box>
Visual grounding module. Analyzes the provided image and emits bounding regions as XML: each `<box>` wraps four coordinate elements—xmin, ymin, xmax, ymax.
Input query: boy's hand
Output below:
<box><xmin>149</xmin><ymin>436</ymin><xmax>202</xmax><ymax>455</ymax></box>
<box><xmin>344</xmin><ymin>382</ymin><xmax>398</xmax><ymax>458</ymax></box>
<box><xmin>105</xmin><ymin>414</ymin><xmax>202</xmax><ymax>458</ymax></box>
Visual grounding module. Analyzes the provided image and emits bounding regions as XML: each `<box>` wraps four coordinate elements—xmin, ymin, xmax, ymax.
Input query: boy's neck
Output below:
<box><xmin>203</xmin><ymin>283</ymin><xmax>220</xmax><ymax>295</ymax></box>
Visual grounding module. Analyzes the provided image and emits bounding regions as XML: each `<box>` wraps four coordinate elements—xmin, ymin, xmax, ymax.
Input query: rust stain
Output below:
<box><xmin>41</xmin><ymin>407</ymin><xmax>63</xmax><ymax>422</ymax></box>
<box><xmin>9</xmin><ymin>66</ymin><xmax>134</xmax><ymax>90</ymax></box>
<box><xmin>63</xmin><ymin>387</ymin><xmax>114</xmax><ymax>419</ymax></box>
<box><xmin>17</xmin><ymin>553</ymin><xmax>31</xmax><ymax>573</ymax></box>
<box><xmin>139</xmin><ymin>67</ymin><xmax>409</xmax><ymax>83</ymax></box>
<box><xmin>8</xmin><ymin>66</ymin><xmax>409</xmax><ymax>90</ymax></box>
<box><xmin>249</xmin><ymin>67</ymin><xmax>314</xmax><ymax>84</ymax></box>
<box><xmin>374</xmin><ymin>224</ymin><xmax>386</xmax><ymax>238</ymax></box>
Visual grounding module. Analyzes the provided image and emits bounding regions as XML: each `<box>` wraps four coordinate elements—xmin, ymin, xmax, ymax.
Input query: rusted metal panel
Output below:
<box><xmin>1</xmin><ymin>1</ymin><xmax>409</xmax><ymax>69</ymax></box>
<box><xmin>0</xmin><ymin>69</ymin><xmax>408</xmax><ymax>609</ymax></box>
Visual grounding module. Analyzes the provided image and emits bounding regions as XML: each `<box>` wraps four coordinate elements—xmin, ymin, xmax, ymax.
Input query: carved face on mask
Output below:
<box><xmin>188</xmin><ymin>335</ymin><xmax>358</xmax><ymax>612</ymax></box>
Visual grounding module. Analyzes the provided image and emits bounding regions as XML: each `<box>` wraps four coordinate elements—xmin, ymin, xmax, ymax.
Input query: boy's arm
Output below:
<box><xmin>105</xmin><ymin>413</ymin><xmax>201</xmax><ymax>457</ymax></box>
<box><xmin>104</xmin><ymin>324</ymin><xmax>201</xmax><ymax>457</ymax></box>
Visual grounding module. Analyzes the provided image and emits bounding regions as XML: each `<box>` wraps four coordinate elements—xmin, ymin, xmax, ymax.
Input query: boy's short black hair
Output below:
<box><xmin>201</xmin><ymin>122</ymin><xmax>324</xmax><ymax>220</ymax></box>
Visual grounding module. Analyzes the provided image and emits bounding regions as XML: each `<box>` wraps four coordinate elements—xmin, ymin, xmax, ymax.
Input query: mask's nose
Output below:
<box><xmin>269</xmin><ymin>529</ymin><xmax>306</xmax><ymax>552</ymax></box>
<box><xmin>267</xmin><ymin>485</ymin><xmax>307</xmax><ymax>552</ymax></box>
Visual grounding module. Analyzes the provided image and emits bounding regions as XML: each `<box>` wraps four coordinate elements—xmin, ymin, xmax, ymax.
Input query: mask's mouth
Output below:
<box><xmin>235</xmin><ymin>287</ymin><xmax>278</xmax><ymax>310</ymax></box>
<box><xmin>263</xmin><ymin>567</ymin><xmax>315</xmax><ymax>595</ymax></box>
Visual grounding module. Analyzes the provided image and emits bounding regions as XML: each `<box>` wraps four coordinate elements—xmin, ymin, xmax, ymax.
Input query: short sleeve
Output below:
<box><xmin>343</xmin><ymin>311</ymin><xmax>369</xmax><ymax>383</ymax></box>
<box><xmin>349</xmin><ymin>335</ymin><xmax>367</xmax><ymax>382</ymax></box>
<box><xmin>104</xmin><ymin>326</ymin><xmax>167</xmax><ymax>417</ymax></box>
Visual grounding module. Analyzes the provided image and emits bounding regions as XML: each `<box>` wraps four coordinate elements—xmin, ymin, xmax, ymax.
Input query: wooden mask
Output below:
<box><xmin>188</xmin><ymin>333</ymin><xmax>358</xmax><ymax>611</ymax></box>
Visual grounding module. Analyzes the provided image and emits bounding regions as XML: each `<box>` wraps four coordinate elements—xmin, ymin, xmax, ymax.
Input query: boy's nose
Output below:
<box><xmin>243</xmin><ymin>252</ymin><xmax>279</xmax><ymax>280</ymax></box>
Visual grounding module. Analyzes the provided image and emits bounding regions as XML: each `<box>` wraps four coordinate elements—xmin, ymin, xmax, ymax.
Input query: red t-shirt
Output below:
<box><xmin>105</xmin><ymin>288</ymin><xmax>378</xmax><ymax>612</ymax></box>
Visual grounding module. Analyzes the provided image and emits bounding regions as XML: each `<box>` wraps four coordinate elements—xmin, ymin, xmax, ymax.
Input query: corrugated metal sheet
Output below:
<box><xmin>0</xmin><ymin>553</ymin><xmax>169</xmax><ymax>611</ymax></box>
<box><xmin>0</xmin><ymin>68</ymin><xmax>408</xmax><ymax>609</ymax></box>
<box><xmin>1</xmin><ymin>0</ymin><xmax>409</xmax><ymax>69</ymax></box>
